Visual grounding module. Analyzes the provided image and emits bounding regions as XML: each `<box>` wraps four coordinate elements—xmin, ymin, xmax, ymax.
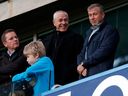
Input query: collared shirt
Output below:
<box><xmin>85</xmin><ymin>24</ymin><xmax>100</xmax><ymax>60</ymax></box>
<box><xmin>88</xmin><ymin>27</ymin><xmax>99</xmax><ymax>42</ymax></box>
<box><xmin>7</xmin><ymin>50</ymin><xmax>15</xmax><ymax>56</ymax></box>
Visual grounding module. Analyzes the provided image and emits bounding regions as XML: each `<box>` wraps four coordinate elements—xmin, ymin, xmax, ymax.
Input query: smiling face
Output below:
<box><xmin>3</xmin><ymin>32</ymin><xmax>19</xmax><ymax>51</ymax></box>
<box><xmin>53</xmin><ymin>11</ymin><xmax>69</xmax><ymax>32</ymax></box>
<box><xmin>88</xmin><ymin>6</ymin><xmax>105</xmax><ymax>26</ymax></box>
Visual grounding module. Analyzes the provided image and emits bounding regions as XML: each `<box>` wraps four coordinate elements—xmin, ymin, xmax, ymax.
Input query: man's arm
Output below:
<box><xmin>0</xmin><ymin>55</ymin><xmax>28</xmax><ymax>75</ymax></box>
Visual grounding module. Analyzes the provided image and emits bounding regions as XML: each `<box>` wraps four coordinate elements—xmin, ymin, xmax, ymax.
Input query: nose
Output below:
<box><xmin>13</xmin><ymin>37</ymin><xmax>18</xmax><ymax>42</ymax></box>
<box><xmin>62</xmin><ymin>19</ymin><xmax>68</xmax><ymax>24</ymax></box>
<box><xmin>27</xmin><ymin>59</ymin><xmax>29</xmax><ymax>62</ymax></box>
<box><xmin>90</xmin><ymin>15</ymin><xmax>94</xmax><ymax>20</ymax></box>
<box><xmin>62</xmin><ymin>20</ymin><xmax>66</xmax><ymax>24</ymax></box>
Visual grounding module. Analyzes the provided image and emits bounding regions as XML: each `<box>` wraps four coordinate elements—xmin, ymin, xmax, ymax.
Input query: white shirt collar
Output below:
<box><xmin>7</xmin><ymin>50</ymin><xmax>15</xmax><ymax>56</ymax></box>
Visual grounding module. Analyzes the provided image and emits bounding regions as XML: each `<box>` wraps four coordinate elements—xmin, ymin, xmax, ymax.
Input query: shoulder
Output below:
<box><xmin>99</xmin><ymin>21</ymin><xmax>119</xmax><ymax>36</ymax></box>
<box><xmin>36</xmin><ymin>56</ymin><xmax>53</xmax><ymax>68</ymax></box>
<box><xmin>100</xmin><ymin>21</ymin><xmax>116</xmax><ymax>31</ymax></box>
<box><xmin>39</xmin><ymin>56</ymin><xmax>52</xmax><ymax>63</ymax></box>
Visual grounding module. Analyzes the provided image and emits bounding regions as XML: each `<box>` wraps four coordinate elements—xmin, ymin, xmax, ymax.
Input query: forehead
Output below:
<box><xmin>27</xmin><ymin>54</ymin><xmax>33</xmax><ymax>56</ymax></box>
<box><xmin>5</xmin><ymin>32</ymin><xmax>16</xmax><ymax>37</ymax></box>
<box><xmin>88</xmin><ymin>7</ymin><xmax>101</xmax><ymax>13</ymax></box>
<box><xmin>27</xmin><ymin>54</ymin><xmax>36</xmax><ymax>58</ymax></box>
<box><xmin>55</xmin><ymin>12</ymin><xmax>68</xmax><ymax>20</ymax></box>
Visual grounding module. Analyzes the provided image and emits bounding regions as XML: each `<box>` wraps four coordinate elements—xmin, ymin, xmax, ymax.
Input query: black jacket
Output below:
<box><xmin>77</xmin><ymin>21</ymin><xmax>120</xmax><ymax>76</ymax></box>
<box><xmin>0</xmin><ymin>46</ymin><xmax>28</xmax><ymax>84</ymax></box>
<box><xmin>42</xmin><ymin>29</ymin><xmax>84</xmax><ymax>85</ymax></box>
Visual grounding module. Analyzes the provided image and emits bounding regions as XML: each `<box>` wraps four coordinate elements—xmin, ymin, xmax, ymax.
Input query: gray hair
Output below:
<box><xmin>53</xmin><ymin>10</ymin><xmax>69</xmax><ymax>20</ymax></box>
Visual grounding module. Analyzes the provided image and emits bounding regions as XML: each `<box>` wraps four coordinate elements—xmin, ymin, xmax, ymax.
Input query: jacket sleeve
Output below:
<box><xmin>12</xmin><ymin>71</ymin><xmax>27</xmax><ymax>82</ymax></box>
<box><xmin>77</xmin><ymin>41</ymin><xmax>86</xmax><ymax>65</ymax></box>
<box><xmin>0</xmin><ymin>55</ymin><xmax>28</xmax><ymax>75</ymax></box>
<box><xmin>77</xmin><ymin>29</ymin><xmax>91</xmax><ymax>65</ymax></box>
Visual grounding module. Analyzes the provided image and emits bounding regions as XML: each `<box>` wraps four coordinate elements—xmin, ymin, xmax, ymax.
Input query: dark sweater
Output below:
<box><xmin>42</xmin><ymin>29</ymin><xmax>84</xmax><ymax>85</ymax></box>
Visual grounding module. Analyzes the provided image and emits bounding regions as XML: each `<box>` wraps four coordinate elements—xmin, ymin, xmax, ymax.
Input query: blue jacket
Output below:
<box><xmin>12</xmin><ymin>56</ymin><xmax>54</xmax><ymax>96</ymax></box>
<box><xmin>77</xmin><ymin>21</ymin><xmax>120</xmax><ymax>76</ymax></box>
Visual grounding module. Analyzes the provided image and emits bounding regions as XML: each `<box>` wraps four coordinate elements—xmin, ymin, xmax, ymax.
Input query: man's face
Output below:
<box><xmin>3</xmin><ymin>32</ymin><xmax>19</xmax><ymax>50</ymax></box>
<box><xmin>88</xmin><ymin>7</ymin><xmax>105</xmax><ymax>26</ymax></box>
<box><xmin>53</xmin><ymin>12</ymin><xmax>69</xmax><ymax>32</ymax></box>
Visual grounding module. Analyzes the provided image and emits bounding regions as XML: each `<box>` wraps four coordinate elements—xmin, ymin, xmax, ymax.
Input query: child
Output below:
<box><xmin>12</xmin><ymin>40</ymin><xmax>54</xmax><ymax>96</ymax></box>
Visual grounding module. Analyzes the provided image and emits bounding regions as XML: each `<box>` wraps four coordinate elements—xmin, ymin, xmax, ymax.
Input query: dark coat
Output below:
<box><xmin>77</xmin><ymin>21</ymin><xmax>120</xmax><ymax>76</ymax></box>
<box><xmin>0</xmin><ymin>46</ymin><xmax>28</xmax><ymax>84</ymax></box>
<box><xmin>42</xmin><ymin>30</ymin><xmax>84</xmax><ymax>85</ymax></box>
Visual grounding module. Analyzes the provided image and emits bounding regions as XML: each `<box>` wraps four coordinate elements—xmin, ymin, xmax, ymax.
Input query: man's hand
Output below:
<box><xmin>81</xmin><ymin>68</ymin><xmax>87</xmax><ymax>76</ymax></box>
<box><xmin>77</xmin><ymin>62</ymin><xmax>85</xmax><ymax>75</ymax></box>
<box><xmin>77</xmin><ymin>62</ymin><xmax>87</xmax><ymax>77</ymax></box>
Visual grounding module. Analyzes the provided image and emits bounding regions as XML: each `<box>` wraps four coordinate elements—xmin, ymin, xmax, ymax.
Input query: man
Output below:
<box><xmin>42</xmin><ymin>10</ymin><xmax>84</xmax><ymax>85</ymax></box>
<box><xmin>0</xmin><ymin>29</ymin><xmax>28</xmax><ymax>95</ymax></box>
<box><xmin>77</xmin><ymin>3</ymin><xmax>120</xmax><ymax>78</ymax></box>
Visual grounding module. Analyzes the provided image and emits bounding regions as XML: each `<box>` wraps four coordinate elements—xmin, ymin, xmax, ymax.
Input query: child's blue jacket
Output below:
<box><xmin>12</xmin><ymin>56</ymin><xmax>54</xmax><ymax>96</ymax></box>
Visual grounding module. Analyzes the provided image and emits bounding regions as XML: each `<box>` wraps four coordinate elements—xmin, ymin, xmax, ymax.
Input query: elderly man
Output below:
<box><xmin>42</xmin><ymin>10</ymin><xmax>84</xmax><ymax>85</ymax></box>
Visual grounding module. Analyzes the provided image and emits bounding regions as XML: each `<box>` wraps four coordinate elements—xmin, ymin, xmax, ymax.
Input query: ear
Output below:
<box><xmin>102</xmin><ymin>12</ymin><xmax>105</xmax><ymax>19</ymax></box>
<box><xmin>35</xmin><ymin>53</ymin><xmax>39</xmax><ymax>59</ymax></box>
<box><xmin>53</xmin><ymin>20</ymin><xmax>56</xmax><ymax>27</ymax></box>
<box><xmin>3</xmin><ymin>41</ymin><xmax>7</xmax><ymax>47</ymax></box>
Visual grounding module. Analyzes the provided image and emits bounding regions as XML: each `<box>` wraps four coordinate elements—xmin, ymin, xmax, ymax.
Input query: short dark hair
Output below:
<box><xmin>1</xmin><ymin>29</ymin><xmax>16</xmax><ymax>43</ymax></box>
<box><xmin>87</xmin><ymin>3</ymin><xmax>104</xmax><ymax>12</ymax></box>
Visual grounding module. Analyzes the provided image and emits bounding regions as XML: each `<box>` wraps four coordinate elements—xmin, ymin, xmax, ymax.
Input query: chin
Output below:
<box><xmin>61</xmin><ymin>28</ymin><xmax>68</xmax><ymax>32</ymax></box>
<box><xmin>91</xmin><ymin>22</ymin><xmax>98</xmax><ymax>26</ymax></box>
